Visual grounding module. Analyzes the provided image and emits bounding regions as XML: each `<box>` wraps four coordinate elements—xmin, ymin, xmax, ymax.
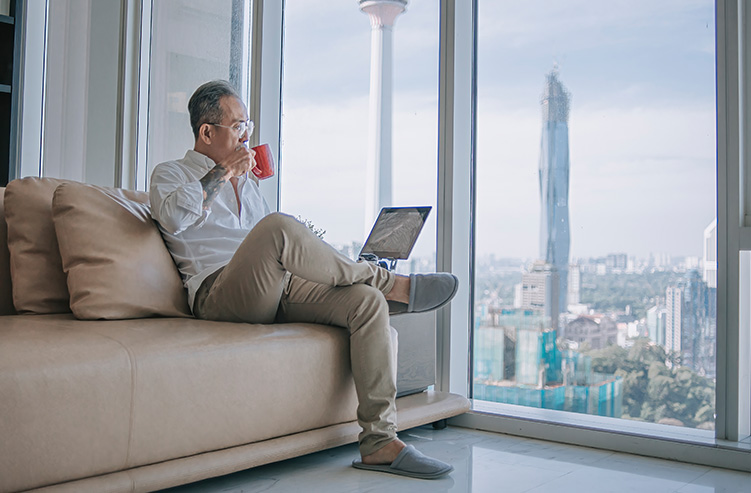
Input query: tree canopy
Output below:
<box><xmin>586</xmin><ymin>338</ymin><xmax>715</xmax><ymax>428</ymax></box>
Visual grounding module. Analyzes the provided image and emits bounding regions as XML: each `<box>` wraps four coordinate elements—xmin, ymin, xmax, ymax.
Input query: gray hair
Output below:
<box><xmin>188</xmin><ymin>80</ymin><xmax>241</xmax><ymax>139</ymax></box>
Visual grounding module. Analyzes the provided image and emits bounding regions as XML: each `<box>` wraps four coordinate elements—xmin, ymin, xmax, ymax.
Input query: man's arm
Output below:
<box><xmin>198</xmin><ymin>146</ymin><xmax>254</xmax><ymax>210</ymax></box>
<box><xmin>150</xmin><ymin>147</ymin><xmax>255</xmax><ymax>234</ymax></box>
<box><xmin>150</xmin><ymin>164</ymin><xmax>208</xmax><ymax>235</ymax></box>
<box><xmin>199</xmin><ymin>164</ymin><xmax>231</xmax><ymax>211</ymax></box>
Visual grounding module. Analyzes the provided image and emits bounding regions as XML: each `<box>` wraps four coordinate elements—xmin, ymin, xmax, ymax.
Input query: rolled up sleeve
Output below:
<box><xmin>150</xmin><ymin>164</ymin><xmax>210</xmax><ymax>235</ymax></box>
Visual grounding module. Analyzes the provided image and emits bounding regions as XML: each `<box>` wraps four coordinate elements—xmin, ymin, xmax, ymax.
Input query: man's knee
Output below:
<box><xmin>346</xmin><ymin>284</ymin><xmax>389</xmax><ymax>332</ymax></box>
<box><xmin>250</xmin><ymin>212</ymin><xmax>307</xmax><ymax>243</ymax></box>
<box><xmin>255</xmin><ymin>211</ymin><xmax>296</xmax><ymax>232</ymax></box>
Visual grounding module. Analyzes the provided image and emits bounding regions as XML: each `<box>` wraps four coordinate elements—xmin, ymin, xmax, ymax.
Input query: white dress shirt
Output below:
<box><xmin>150</xmin><ymin>149</ymin><xmax>271</xmax><ymax>310</ymax></box>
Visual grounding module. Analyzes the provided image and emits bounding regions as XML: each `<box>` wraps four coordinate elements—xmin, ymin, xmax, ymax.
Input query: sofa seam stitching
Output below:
<box><xmin>79</xmin><ymin>330</ymin><xmax>139</xmax><ymax>471</ymax></box>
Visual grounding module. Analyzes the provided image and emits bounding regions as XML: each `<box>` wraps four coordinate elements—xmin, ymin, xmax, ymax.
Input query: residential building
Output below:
<box><xmin>520</xmin><ymin>261</ymin><xmax>560</xmax><ymax>329</ymax></box>
<box><xmin>606</xmin><ymin>253</ymin><xmax>628</xmax><ymax>271</ymax></box>
<box><xmin>567</xmin><ymin>262</ymin><xmax>580</xmax><ymax>306</ymax></box>
<box><xmin>647</xmin><ymin>305</ymin><xmax>667</xmax><ymax>347</ymax></box>
<box><xmin>564</xmin><ymin>314</ymin><xmax>618</xmax><ymax>350</ymax></box>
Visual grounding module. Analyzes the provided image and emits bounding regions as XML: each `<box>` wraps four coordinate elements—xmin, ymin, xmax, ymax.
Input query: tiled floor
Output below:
<box><xmin>162</xmin><ymin>426</ymin><xmax>751</xmax><ymax>493</ymax></box>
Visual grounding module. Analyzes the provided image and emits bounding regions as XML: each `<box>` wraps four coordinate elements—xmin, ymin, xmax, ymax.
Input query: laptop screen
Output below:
<box><xmin>360</xmin><ymin>207</ymin><xmax>431</xmax><ymax>260</ymax></box>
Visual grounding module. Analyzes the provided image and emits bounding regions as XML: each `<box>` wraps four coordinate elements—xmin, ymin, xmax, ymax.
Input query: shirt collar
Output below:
<box><xmin>184</xmin><ymin>149</ymin><xmax>217</xmax><ymax>171</ymax></box>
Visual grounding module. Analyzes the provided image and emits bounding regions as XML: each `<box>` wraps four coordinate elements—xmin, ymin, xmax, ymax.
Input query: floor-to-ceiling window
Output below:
<box><xmin>42</xmin><ymin>0</ymin><xmax>122</xmax><ymax>185</ymax></box>
<box><xmin>145</xmin><ymin>0</ymin><xmax>250</xmax><ymax>183</ymax></box>
<box><xmin>280</xmin><ymin>0</ymin><xmax>439</xmax><ymax>272</ymax></box>
<box><xmin>472</xmin><ymin>1</ymin><xmax>718</xmax><ymax>432</ymax></box>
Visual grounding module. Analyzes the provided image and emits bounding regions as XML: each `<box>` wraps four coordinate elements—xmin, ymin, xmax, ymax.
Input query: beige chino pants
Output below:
<box><xmin>194</xmin><ymin>212</ymin><xmax>398</xmax><ymax>456</ymax></box>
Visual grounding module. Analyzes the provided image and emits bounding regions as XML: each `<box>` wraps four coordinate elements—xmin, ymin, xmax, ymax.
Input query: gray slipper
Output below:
<box><xmin>409</xmin><ymin>273</ymin><xmax>458</xmax><ymax>313</ymax></box>
<box><xmin>352</xmin><ymin>445</ymin><xmax>454</xmax><ymax>479</ymax></box>
<box><xmin>388</xmin><ymin>273</ymin><xmax>459</xmax><ymax>315</ymax></box>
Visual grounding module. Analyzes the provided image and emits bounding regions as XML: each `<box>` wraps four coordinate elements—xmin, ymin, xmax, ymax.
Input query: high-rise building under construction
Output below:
<box><xmin>538</xmin><ymin>68</ymin><xmax>571</xmax><ymax>318</ymax></box>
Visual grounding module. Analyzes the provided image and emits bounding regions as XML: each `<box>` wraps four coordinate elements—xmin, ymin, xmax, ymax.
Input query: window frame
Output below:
<box><xmin>441</xmin><ymin>0</ymin><xmax>751</xmax><ymax>470</ymax></box>
<box><xmin>716</xmin><ymin>0</ymin><xmax>751</xmax><ymax>444</ymax></box>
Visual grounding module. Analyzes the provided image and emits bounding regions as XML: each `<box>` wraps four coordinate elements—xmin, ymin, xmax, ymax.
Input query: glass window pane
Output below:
<box><xmin>473</xmin><ymin>1</ymin><xmax>717</xmax><ymax>430</ymax></box>
<box><xmin>146</xmin><ymin>0</ymin><xmax>249</xmax><ymax>181</ymax></box>
<box><xmin>280</xmin><ymin>0</ymin><xmax>439</xmax><ymax>272</ymax></box>
<box><xmin>42</xmin><ymin>0</ymin><xmax>121</xmax><ymax>186</ymax></box>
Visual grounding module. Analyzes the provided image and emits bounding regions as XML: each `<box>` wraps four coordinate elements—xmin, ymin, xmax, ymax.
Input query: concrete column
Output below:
<box><xmin>359</xmin><ymin>0</ymin><xmax>407</xmax><ymax>237</ymax></box>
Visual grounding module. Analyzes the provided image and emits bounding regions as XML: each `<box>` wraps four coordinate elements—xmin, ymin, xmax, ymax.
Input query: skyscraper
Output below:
<box><xmin>680</xmin><ymin>270</ymin><xmax>711</xmax><ymax>373</ymax></box>
<box><xmin>538</xmin><ymin>68</ymin><xmax>571</xmax><ymax>318</ymax></box>
<box><xmin>665</xmin><ymin>286</ymin><xmax>683</xmax><ymax>355</ymax></box>
<box><xmin>665</xmin><ymin>271</ymin><xmax>714</xmax><ymax>374</ymax></box>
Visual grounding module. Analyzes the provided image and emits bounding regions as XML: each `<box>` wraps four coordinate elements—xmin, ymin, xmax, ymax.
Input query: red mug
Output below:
<box><xmin>250</xmin><ymin>143</ymin><xmax>274</xmax><ymax>180</ymax></box>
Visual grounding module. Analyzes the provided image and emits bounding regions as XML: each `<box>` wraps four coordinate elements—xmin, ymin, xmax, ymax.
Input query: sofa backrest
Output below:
<box><xmin>0</xmin><ymin>179</ymin><xmax>192</xmax><ymax>319</ymax></box>
<box><xmin>0</xmin><ymin>188</ymin><xmax>17</xmax><ymax>315</ymax></box>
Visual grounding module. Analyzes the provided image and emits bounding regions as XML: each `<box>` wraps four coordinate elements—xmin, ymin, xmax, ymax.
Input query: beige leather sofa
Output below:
<box><xmin>0</xmin><ymin>178</ymin><xmax>469</xmax><ymax>493</ymax></box>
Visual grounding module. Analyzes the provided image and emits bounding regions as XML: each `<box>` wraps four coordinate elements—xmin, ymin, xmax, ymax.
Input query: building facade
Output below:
<box><xmin>567</xmin><ymin>262</ymin><xmax>581</xmax><ymax>306</ymax></box>
<box><xmin>564</xmin><ymin>314</ymin><xmax>618</xmax><ymax>350</ymax></box>
<box><xmin>473</xmin><ymin>311</ymin><xmax>622</xmax><ymax>419</ymax></box>
<box><xmin>521</xmin><ymin>261</ymin><xmax>560</xmax><ymax>329</ymax></box>
<box><xmin>665</xmin><ymin>285</ymin><xmax>683</xmax><ymax>356</ymax></box>
<box><xmin>646</xmin><ymin>305</ymin><xmax>667</xmax><ymax>347</ymax></box>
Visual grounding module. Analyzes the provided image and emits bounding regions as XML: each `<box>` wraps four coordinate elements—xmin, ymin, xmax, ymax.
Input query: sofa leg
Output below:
<box><xmin>432</xmin><ymin>419</ymin><xmax>448</xmax><ymax>430</ymax></box>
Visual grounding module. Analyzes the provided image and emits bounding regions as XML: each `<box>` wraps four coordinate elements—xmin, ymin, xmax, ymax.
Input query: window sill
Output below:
<box><xmin>448</xmin><ymin>399</ymin><xmax>751</xmax><ymax>472</ymax></box>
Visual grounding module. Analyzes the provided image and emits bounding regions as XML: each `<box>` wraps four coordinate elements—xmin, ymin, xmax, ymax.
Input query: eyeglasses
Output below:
<box><xmin>208</xmin><ymin>120</ymin><xmax>254</xmax><ymax>136</ymax></box>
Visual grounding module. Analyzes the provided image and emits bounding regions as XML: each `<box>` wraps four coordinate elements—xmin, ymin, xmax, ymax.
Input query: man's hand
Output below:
<box><xmin>218</xmin><ymin>145</ymin><xmax>257</xmax><ymax>177</ymax></box>
<box><xmin>199</xmin><ymin>146</ymin><xmax>258</xmax><ymax>211</ymax></box>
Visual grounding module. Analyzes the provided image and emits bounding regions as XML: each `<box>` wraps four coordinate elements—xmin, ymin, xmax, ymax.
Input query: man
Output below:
<box><xmin>150</xmin><ymin>80</ymin><xmax>458</xmax><ymax>480</ymax></box>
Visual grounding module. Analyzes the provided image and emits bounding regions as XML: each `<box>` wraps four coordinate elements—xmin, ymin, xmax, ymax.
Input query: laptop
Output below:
<box><xmin>358</xmin><ymin>206</ymin><xmax>431</xmax><ymax>270</ymax></box>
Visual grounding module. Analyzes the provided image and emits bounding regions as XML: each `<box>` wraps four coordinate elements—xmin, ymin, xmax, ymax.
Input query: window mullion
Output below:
<box><xmin>716</xmin><ymin>0</ymin><xmax>749</xmax><ymax>443</ymax></box>
<box><xmin>249</xmin><ymin>0</ymin><xmax>283</xmax><ymax>211</ymax></box>
<box><xmin>437</xmin><ymin>0</ymin><xmax>475</xmax><ymax>397</ymax></box>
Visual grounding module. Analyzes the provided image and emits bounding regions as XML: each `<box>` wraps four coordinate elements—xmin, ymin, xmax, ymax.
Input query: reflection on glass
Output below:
<box><xmin>146</xmin><ymin>0</ymin><xmax>248</xmax><ymax>181</ymax></box>
<box><xmin>43</xmin><ymin>0</ymin><xmax>121</xmax><ymax>185</ymax></box>
<box><xmin>473</xmin><ymin>1</ymin><xmax>716</xmax><ymax>430</ymax></box>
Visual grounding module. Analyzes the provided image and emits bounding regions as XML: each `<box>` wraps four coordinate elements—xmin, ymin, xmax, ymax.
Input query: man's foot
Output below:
<box><xmin>362</xmin><ymin>438</ymin><xmax>406</xmax><ymax>465</ymax></box>
<box><xmin>384</xmin><ymin>275</ymin><xmax>411</xmax><ymax>304</ymax></box>
<box><xmin>353</xmin><ymin>442</ymin><xmax>454</xmax><ymax>480</ymax></box>
<box><xmin>386</xmin><ymin>273</ymin><xmax>459</xmax><ymax>314</ymax></box>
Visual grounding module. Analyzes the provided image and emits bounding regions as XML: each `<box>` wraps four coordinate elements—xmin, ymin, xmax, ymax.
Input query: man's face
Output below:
<box><xmin>206</xmin><ymin>96</ymin><xmax>250</xmax><ymax>163</ymax></box>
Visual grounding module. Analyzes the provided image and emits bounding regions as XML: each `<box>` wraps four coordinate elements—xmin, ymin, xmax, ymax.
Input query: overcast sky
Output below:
<box><xmin>278</xmin><ymin>0</ymin><xmax>716</xmax><ymax>261</ymax></box>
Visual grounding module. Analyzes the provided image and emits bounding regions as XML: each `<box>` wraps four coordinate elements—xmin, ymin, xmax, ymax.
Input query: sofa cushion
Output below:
<box><xmin>0</xmin><ymin>189</ymin><xmax>16</xmax><ymax>316</ymax></box>
<box><xmin>4</xmin><ymin>177</ymin><xmax>71</xmax><ymax>314</ymax></box>
<box><xmin>51</xmin><ymin>181</ymin><xmax>191</xmax><ymax>320</ymax></box>
<box><xmin>0</xmin><ymin>314</ymin><xmax>132</xmax><ymax>493</ymax></box>
<box><xmin>0</xmin><ymin>317</ymin><xmax>358</xmax><ymax>492</ymax></box>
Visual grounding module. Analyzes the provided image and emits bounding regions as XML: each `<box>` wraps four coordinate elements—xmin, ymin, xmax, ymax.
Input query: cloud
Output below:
<box><xmin>473</xmin><ymin>100</ymin><xmax>716</xmax><ymax>258</ymax></box>
<box><xmin>279</xmin><ymin>0</ymin><xmax>717</xmax><ymax>261</ymax></box>
<box><xmin>280</xmin><ymin>88</ymin><xmax>440</xmax><ymax>257</ymax></box>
